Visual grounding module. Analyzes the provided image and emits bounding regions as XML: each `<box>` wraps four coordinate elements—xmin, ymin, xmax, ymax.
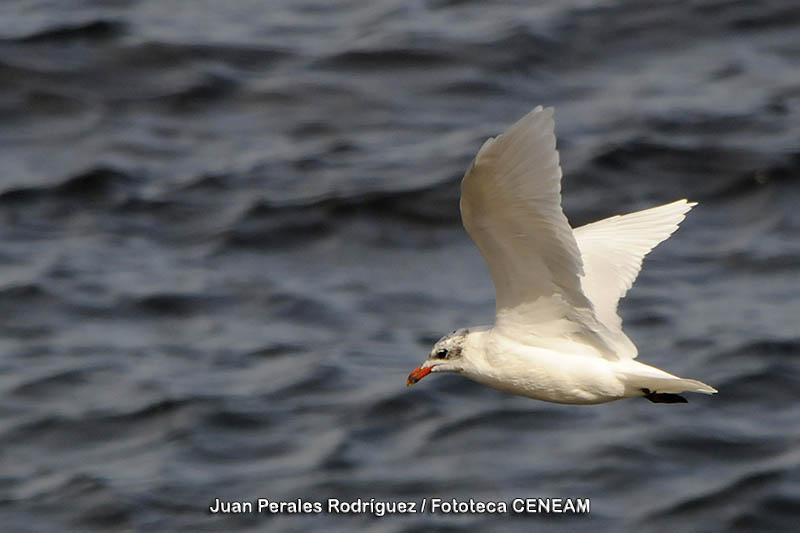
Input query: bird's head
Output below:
<box><xmin>407</xmin><ymin>329</ymin><xmax>469</xmax><ymax>386</ymax></box>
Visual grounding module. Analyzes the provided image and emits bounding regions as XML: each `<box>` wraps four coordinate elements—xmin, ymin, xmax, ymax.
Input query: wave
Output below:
<box><xmin>0</xmin><ymin>166</ymin><xmax>136</xmax><ymax>204</ymax></box>
<box><xmin>220</xmin><ymin>178</ymin><xmax>460</xmax><ymax>250</ymax></box>
<box><xmin>587</xmin><ymin>140</ymin><xmax>799</xmax><ymax>202</ymax></box>
<box><xmin>13</xmin><ymin>20</ymin><xmax>125</xmax><ymax>43</ymax></box>
<box><xmin>644</xmin><ymin>468</ymin><xmax>784</xmax><ymax>527</ymax></box>
<box><xmin>313</xmin><ymin>48</ymin><xmax>453</xmax><ymax>71</ymax></box>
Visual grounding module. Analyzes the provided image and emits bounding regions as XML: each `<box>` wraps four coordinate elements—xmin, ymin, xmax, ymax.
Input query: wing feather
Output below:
<box><xmin>460</xmin><ymin>106</ymin><xmax>623</xmax><ymax>359</ymax></box>
<box><xmin>573</xmin><ymin>199</ymin><xmax>695</xmax><ymax>357</ymax></box>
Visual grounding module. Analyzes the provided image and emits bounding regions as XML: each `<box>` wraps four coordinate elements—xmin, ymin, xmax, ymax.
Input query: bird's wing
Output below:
<box><xmin>572</xmin><ymin>199</ymin><xmax>695</xmax><ymax>358</ymax></box>
<box><xmin>460</xmin><ymin>106</ymin><xmax>624</xmax><ymax>360</ymax></box>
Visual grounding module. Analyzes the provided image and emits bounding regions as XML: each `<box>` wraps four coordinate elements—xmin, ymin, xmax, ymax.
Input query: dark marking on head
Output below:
<box><xmin>431</xmin><ymin>328</ymin><xmax>468</xmax><ymax>361</ymax></box>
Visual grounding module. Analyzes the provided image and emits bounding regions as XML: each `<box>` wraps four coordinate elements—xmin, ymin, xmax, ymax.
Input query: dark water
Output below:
<box><xmin>1</xmin><ymin>0</ymin><xmax>799</xmax><ymax>531</ymax></box>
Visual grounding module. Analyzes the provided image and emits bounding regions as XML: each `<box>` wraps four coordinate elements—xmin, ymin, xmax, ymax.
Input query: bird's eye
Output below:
<box><xmin>435</xmin><ymin>349</ymin><xmax>448</xmax><ymax>359</ymax></box>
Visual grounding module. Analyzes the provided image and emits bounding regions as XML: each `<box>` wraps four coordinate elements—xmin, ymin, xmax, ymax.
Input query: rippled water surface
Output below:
<box><xmin>1</xmin><ymin>1</ymin><xmax>800</xmax><ymax>531</ymax></box>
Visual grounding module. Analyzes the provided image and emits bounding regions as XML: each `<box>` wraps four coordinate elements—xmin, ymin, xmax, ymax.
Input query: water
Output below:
<box><xmin>1</xmin><ymin>0</ymin><xmax>799</xmax><ymax>531</ymax></box>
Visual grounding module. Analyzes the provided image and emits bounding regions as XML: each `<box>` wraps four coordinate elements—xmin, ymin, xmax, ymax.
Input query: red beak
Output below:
<box><xmin>407</xmin><ymin>364</ymin><xmax>432</xmax><ymax>387</ymax></box>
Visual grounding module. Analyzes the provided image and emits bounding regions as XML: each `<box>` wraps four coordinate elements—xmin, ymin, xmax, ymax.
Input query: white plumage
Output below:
<box><xmin>573</xmin><ymin>199</ymin><xmax>696</xmax><ymax>357</ymax></box>
<box><xmin>407</xmin><ymin>106</ymin><xmax>716</xmax><ymax>405</ymax></box>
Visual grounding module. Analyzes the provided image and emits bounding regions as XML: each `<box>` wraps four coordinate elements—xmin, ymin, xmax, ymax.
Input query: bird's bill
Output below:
<box><xmin>406</xmin><ymin>364</ymin><xmax>433</xmax><ymax>386</ymax></box>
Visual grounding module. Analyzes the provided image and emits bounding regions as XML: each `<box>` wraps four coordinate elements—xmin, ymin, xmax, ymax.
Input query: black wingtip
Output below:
<box><xmin>641</xmin><ymin>388</ymin><xmax>688</xmax><ymax>404</ymax></box>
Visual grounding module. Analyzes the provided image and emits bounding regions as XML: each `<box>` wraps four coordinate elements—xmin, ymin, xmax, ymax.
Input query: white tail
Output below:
<box><xmin>620</xmin><ymin>363</ymin><xmax>718</xmax><ymax>397</ymax></box>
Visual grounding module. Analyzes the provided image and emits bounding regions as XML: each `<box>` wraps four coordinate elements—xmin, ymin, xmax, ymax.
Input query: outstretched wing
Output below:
<box><xmin>573</xmin><ymin>199</ymin><xmax>695</xmax><ymax>357</ymax></box>
<box><xmin>460</xmin><ymin>106</ymin><xmax>625</xmax><ymax>359</ymax></box>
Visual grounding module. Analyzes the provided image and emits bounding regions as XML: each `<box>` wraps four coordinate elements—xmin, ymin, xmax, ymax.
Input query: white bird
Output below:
<box><xmin>407</xmin><ymin>106</ymin><xmax>717</xmax><ymax>404</ymax></box>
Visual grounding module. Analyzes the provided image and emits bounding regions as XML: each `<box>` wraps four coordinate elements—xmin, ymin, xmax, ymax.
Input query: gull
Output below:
<box><xmin>407</xmin><ymin>106</ymin><xmax>716</xmax><ymax>404</ymax></box>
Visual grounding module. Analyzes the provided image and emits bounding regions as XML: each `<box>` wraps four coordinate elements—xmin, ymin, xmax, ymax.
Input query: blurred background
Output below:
<box><xmin>1</xmin><ymin>0</ymin><xmax>799</xmax><ymax>531</ymax></box>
